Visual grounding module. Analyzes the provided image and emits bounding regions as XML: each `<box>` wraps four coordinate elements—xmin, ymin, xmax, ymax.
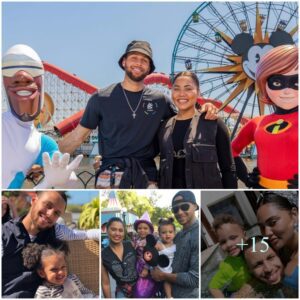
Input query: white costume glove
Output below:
<box><xmin>86</xmin><ymin>229</ymin><xmax>100</xmax><ymax>240</ymax></box>
<box><xmin>34</xmin><ymin>152</ymin><xmax>83</xmax><ymax>189</ymax></box>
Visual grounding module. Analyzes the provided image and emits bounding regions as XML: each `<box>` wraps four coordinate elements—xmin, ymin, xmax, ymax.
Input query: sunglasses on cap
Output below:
<box><xmin>267</xmin><ymin>74</ymin><xmax>298</xmax><ymax>90</ymax></box>
<box><xmin>172</xmin><ymin>203</ymin><xmax>191</xmax><ymax>214</ymax></box>
<box><xmin>256</xmin><ymin>191</ymin><xmax>296</xmax><ymax>208</ymax></box>
<box><xmin>2</xmin><ymin>62</ymin><xmax>44</xmax><ymax>78</ymax></box>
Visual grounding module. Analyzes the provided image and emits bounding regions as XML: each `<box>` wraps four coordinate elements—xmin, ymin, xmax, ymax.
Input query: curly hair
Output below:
<box><xmin>212</xmin><ymin>214</ymin><xmax>244</xmax><ymax>232</ymax></box>
<box><xmin>22</xmin><ymin>243</ymin><xmax>48</xmax><ymax>270</ymax></box>
<box><xmin>22</xmin><ymin>240</ymin><xmax>69</xmax><ymax>270</ymax></box>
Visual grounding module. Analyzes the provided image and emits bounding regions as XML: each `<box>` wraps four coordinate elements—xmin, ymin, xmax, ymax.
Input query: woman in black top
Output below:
<box><xmin>158</xmin><ymin>71</ymin><xmax>237</xmax><ymax>189</ymax></box>
<box><xmin>101</xmin><ymin>217</ymin><xmax>137</xmax><ymax>298</ymax></box>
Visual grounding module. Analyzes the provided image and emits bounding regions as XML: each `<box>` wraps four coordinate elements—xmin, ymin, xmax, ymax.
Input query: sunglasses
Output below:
<box><xmin>267</xmin><ymin>74</ymin><xmax>298</xmax><ymax>90</ymax></box>
<box><xmin>172</xmin><ymin>203</ymin><xmax>191</xmax><ymax>214</ymax></box>
<box><xmin>256</xmin><ymin>192</ymin><xmax>265</xmax><ymax>206</ymax></box>
<box><xmin>256</xmin><ymin>191</ymin><xmax>296</xmax><ymax>208</ymax></box>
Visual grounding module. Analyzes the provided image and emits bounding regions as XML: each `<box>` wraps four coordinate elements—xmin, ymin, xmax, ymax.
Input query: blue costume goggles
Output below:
<box><xmin>2</xmin><ymin>65</ymin><xmax>44</xmax><ymax>78</ymax></box>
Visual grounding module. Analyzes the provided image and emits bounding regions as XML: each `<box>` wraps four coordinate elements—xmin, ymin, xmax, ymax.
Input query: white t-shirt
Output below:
<box><xmin>158</xmin><ymin>244</ymin><xmax>176</xmax><ymax>273</ymax></box>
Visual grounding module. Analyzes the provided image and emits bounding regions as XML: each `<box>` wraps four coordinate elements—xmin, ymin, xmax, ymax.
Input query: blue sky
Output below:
<box><xmin>2</xmin><ymin>1</ymin><xmax>198</xmax><ymax>88</ymax></box>
<box><xmin>67</xmin><ymin>190</ymin><xmax>99</xmax><ymax>205</ymax></box>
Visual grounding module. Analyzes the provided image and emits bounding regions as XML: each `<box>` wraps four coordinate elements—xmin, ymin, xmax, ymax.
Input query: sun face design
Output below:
<box><xmin>201</xmin><ymin>6</ymin><xmax>297</xmax><ymax>115</ymax></box>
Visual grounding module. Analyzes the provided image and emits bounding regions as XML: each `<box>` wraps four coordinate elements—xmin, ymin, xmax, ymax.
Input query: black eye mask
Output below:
<box><xmin>267</xmin><ymin>74</ymin><xmax>298</xmax><ymax>90</ymax></box>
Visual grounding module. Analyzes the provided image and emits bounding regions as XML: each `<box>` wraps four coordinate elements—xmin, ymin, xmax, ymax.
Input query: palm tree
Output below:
<box><xmin>78</xmin><ymin>197</ymin><xmax>99</xmax><ymax>229</ymax></box>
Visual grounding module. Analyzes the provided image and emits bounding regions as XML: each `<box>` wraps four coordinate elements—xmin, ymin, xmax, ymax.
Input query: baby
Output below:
<box><xmin>22</xmin><ymin>241</ymin><xmax>96</xmax><ymax>298</ymax></box>
<box><xmin>156</xmin><ymin>217</ymin><xmax>176</xmax><ymax>298</ymax></box>
<box><xmin>208</xmin><ymin>214</ymin><xmax>251</xmax><ymax>298</ymax></box>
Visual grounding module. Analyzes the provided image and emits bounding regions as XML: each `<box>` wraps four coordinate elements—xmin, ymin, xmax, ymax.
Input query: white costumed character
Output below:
<box><xmin>2</xmin><ymin>44</ymin><xmax>82</xmax><ymax>189</ymax></box>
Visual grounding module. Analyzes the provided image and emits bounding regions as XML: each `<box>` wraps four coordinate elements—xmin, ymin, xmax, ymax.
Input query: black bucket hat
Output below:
<box><xmin>118</xmin><ymin>40</ymin><xmax>155</xmax><ymax>74</ymax></box>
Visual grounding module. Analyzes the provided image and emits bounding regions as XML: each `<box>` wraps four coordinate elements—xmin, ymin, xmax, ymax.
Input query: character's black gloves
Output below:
<box><xmin>247</xmin><ymin>167</ymin><xmax>261</xmax><ymax>188</ymax></box>
<box><xmin>234</xmin><ymin>157</ymin><xmax>261</xmax><ymax>188</ymax></box>
<box><xmin>287</xmin><ymin>174</ymin><xmax>298</xmax><ymax>189</ymax></box>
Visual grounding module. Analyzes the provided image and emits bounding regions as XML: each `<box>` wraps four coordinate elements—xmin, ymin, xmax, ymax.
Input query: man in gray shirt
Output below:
<box><xmin>151</xmin><ymin>191</ymin><xmax>199</xmax><ymax>298</ymax></box>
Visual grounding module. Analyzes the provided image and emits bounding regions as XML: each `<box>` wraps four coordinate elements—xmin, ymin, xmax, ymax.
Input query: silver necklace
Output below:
<box><xmin>121</xmin><ymin>86</ymin><xmax>145</xmax><ymax>119</ymax></box>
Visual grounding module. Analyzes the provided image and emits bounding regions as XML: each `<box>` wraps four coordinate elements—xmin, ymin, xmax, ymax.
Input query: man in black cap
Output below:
<box><xmin>59</xmin><ymin>41</ymin><xmax>216</xmax><ymax>188</ymax></box>
<box><xmin>151</xmin><ymin>190</ymin><xmax>199</xmax><ymax>298</ymax></box>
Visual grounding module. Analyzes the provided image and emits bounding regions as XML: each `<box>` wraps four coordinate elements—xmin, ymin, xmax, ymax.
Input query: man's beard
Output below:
<box><xmin>125</xmin><ymin>68</ymin><xmax>148</xmax><ymax>82</ymax></box>
<box><xmin>31</xmin><ymin>219</ymin><xmax>45</xmax><ymax>232</ymax></box>
<box><xmin>30</xmin><ymin>213</ymin><xmax>52</xmax><ymax>233</ymax></box>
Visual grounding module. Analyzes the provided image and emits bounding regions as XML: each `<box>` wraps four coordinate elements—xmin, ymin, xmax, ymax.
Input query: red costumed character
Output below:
<box><xmin>232</xmin><ymin>45</ymin><xmax>298</xmax><ymax>189</ymax></box>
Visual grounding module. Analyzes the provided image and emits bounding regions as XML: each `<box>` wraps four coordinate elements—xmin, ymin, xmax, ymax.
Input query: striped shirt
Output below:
<box><xmin>55</xmin><ymin>224</ymin><xmax>99</xmax><ymax>241</ymax></box>
<box><xmin>34</xmin><ymin>273</ymin><xmax>96</xmax><ymax>298</ymax></box>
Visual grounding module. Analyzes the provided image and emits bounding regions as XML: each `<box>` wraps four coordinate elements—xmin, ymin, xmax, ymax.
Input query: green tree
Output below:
<box><xmin>100</xmin><ymin>198</ymin><xmax>108</xmax><ymax>209</ymax></box>
<box><xmin>148</xmin><ymin>190</ymin><xmax>162</xmax><ymax>206</ymax></box>
<box><xmin>100</xmin><ymin>190</ymin><xmax>110</xmax><ymax>209</ymax></box>
<box><xmin>78</xmin><ymin>197</ymin><xmax>99</xmax><ymax>229</ymax></box>
<box><xmin>151</xmin><ymin>207</ymin><xmax>181</xmax><ymax>230</ymax></box>
<box><xmin>101</xmin><ymin>191</ymin><xmax>182</xmax><ymax>230</ymax></box>
<box><xmin>117</xmin><ymin>191</ymin><xmax>154</xmax><ymax>217</ymax></box>
<box><xmin>151</xmin><ymin>207</ymin><xmax>172</xmax><ymax>225</ymax></box>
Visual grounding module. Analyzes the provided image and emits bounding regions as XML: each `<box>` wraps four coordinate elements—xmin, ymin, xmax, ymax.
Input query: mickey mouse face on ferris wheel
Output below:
<box><xmin>230</xmin><ymin>31</ymin><xmax>295</xmax><ymax>80</ymax></box>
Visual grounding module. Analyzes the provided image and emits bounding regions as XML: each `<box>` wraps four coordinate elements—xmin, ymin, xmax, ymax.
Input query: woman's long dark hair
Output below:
<box><xmin>257</xmin><ymin>192</ymin><xmax>298</xmax><ymax>265</ymax></box>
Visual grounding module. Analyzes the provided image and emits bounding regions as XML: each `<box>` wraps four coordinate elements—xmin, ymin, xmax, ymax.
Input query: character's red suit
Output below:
<box><xmin>232</xmin><ymin>111</ymin><xmax>298</xmax><ymax>188</ymax></box>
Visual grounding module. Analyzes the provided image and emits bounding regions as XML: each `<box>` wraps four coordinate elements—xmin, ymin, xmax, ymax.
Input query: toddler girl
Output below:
<box><xmin>132</xmin><ymin>211</ymin><xmax>157</xmax><ymax>298</ymax></box>
<box><xmin>22</xmin><ymin>242</ymin><xmax>96</xmax><ymax>298</ymax></box>
<box><xmin>156</xmin><ymin>217</ymin><xmax>176</xmax><ymax>298</ymax></box>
